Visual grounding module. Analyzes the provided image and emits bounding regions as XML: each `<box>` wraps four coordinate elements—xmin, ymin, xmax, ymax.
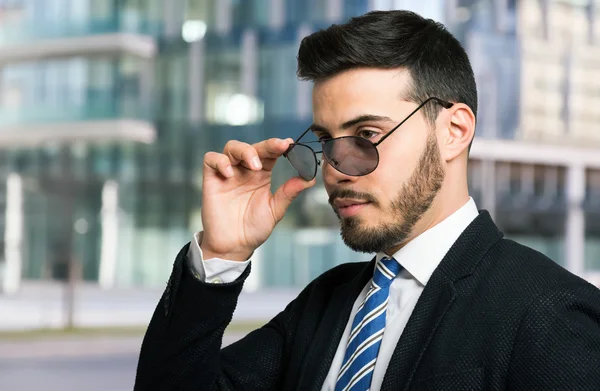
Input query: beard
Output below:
<box><xmin>329</xmin><ymin>131</ymin><xmax>445</xmax><ymax>254</ymax></box>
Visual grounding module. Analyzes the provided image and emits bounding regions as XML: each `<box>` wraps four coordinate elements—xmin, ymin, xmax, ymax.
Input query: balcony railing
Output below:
<box><xmin>0</xmin><ymin>89</ymin><xmax>152</xmax><ymax>126</ymax></box>
<box><xmin>0</xmin><ymin>17</ymin><xmax>163</xmax><ymax>45</ymax></box>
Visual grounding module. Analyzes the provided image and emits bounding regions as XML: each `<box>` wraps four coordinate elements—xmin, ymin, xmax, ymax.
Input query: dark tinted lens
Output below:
<box><xmin>285</xmin><ymin>144</ymin><xmax>317</xmax><ymax>180</ymax></box>
<box><xmin>322</xmin><ymin>137</ymin><xmax>378</xmax><ymax>176</ymax></box>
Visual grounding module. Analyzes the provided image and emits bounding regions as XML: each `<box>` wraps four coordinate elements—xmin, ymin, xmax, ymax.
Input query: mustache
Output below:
<box><xmin>328</xmin><ymin>188</ymin><xmax>378</xmax><ymax>207</ymax></box>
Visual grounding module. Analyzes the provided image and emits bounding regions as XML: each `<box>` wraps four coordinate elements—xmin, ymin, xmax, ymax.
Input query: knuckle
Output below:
<box><xmin>204</xmin><ymin>152</ymin><xmax>229</xmax><ymax>166</ymax></box>
<box><xmin>266</xmin><ymin>139</ymin><xmax>280</xmax><ymax>151</ymax></box>
<box><xmin>263</xmin><ymin>138</ymin><xmax>278</xmax><ymax>147</ymax></box>
<box><xmin>203</xmin><ymin>151</ymin><xmax>216</xmax><ymax>162</ymax></box>
<box><xmin>216</xmin><ymin>154</ymin><xmax>230</xmax><ymax>166</ymax></box>
<box><xmin>226</xmin><ymin>140</ymin><xmax>253</xmax><ymax>157</ymax></box>
<box><xmin>242</xmin><ymin>146</ymin><xmax>257</xmax><ymax>159</ymax></box>
<box><xmin>223</xmin><ymin>139</ymin><xmax>240</xmax><ymax>151</ymax></box>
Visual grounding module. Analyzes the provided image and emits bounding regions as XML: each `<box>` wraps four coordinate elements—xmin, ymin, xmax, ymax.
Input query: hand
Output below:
<box><xmin>201</xmin><ymin>138</ymin><xmax>316</xmax><ymax>261</ymax></box>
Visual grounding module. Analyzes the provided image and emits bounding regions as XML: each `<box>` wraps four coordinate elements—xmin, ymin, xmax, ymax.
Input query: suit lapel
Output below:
<box><xmin>297</xmin><ymin>258</ymin><xmax>376</xmax><ymax>391</ymax></box>
<box><xmin>381</xmin><ymin>273</ymin><xmax>456</xmax><ymax>391</ymax></box>
<box><xmin>381</xmin><ymin>210</ymin><xmax>504</xmax><ymax>391</ymax></box>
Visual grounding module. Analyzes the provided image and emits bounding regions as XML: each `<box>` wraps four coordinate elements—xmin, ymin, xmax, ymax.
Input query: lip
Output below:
<box><xmin>333</xmin><ymin>198</ymin><xmax>370</xmax><ymax>208</ymax></box>
<box><xmin>333</xmin><ymin>199</ymin><xmax>371</xmax><ymax>218</ymax></box>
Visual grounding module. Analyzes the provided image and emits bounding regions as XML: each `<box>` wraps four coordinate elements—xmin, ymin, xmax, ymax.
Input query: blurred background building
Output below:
<box><xmin>0</xmin><ymin>0</ymin><xmax>599</xmax><ymax>294</ymax></box>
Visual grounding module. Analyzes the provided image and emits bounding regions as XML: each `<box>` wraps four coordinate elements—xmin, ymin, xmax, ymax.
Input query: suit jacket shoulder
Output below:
<box><xmin>400</xmin><ymin>213</ymin><xmax>600</xmax><ymax>391</ymax></box>
<box><xmin>486</xmin><ymin>237</ymin><xmax>599</xmax><ymax>299</ymax></box>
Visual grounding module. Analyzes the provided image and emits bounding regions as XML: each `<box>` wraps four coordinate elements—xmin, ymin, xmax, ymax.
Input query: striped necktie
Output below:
<box><xmin>335</xmin><ymin>256</ymin><xmax>402</xmax><ymax>391</ymax></box>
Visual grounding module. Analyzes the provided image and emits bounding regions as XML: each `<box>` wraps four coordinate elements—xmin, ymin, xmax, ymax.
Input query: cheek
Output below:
<box><xmin>361</xmin><ymin>169</ymin><xmax>400</xmax><ymax>209</ymax></box>
<box><xmin>373</xmin><ymin>146</ymin><xmax>415</xmax><ymax>188</ymax></box>
<box><xmin>376</xmin><ymin>126</ymin><xmax>426</xmax><ymax>178</ymax></box>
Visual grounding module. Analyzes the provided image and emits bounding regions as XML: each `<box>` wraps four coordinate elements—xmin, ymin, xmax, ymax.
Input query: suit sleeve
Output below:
<box><xmin>507</xmin><ymin>283</ymin><xmax>600</xmax><ymax>390</ymax></box>
<box><xmin>133</xmin><ymin>243</ymin><xmax>306</xmax><ymax>391</ymax></box>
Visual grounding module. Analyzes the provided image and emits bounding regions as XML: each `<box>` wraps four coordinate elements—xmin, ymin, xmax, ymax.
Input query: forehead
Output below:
<box><xmin>312</xmin><ymin>68</ymin><xmax>412</xmax><ymax>116</ymax></box>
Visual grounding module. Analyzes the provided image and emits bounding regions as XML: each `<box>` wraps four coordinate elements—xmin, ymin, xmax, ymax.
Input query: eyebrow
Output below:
<box><xmin>310</xmin><ymin>114</ymin><xmax>396</xmax><ymax>134</ymax></box>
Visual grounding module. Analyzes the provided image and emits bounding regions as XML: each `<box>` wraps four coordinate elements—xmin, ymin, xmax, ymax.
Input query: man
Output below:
<box><xmin>134</xmin><ymin>10</ymin><xmax>600</xmax><ymax>391</ymax></box>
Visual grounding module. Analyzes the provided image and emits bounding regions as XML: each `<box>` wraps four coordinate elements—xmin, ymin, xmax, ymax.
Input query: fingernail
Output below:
<box><xmin>225</xmin><ymin>166</ymin><xmax>234</xmax><ymax>177</ymax></box>
<box><xmin>252</xmin><ymin>156</ymin><xmax>262</xmax><ymax>169</ymax></box>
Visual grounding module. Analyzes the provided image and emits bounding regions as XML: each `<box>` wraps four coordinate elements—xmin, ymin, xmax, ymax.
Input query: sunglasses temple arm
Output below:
<box><xmin>294</xmin><ymin>126</ymin><xmax>313</xmax><ymax>143</ymax></box>
<box><xmin>374</xmin><ymin>99</ymin><xmax>432</xmax><ymax>146</ymax></box>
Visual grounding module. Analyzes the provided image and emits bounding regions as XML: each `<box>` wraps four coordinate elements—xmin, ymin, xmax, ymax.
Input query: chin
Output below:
<box><xmin>339</xmin><ymin>214</ymin><xmax>374</xmax><ymax>229</ymax></box>
<box><xmin>339</xmin><ymin>214</ymin><xmax>412</xmax><ymax>254</ymax></box>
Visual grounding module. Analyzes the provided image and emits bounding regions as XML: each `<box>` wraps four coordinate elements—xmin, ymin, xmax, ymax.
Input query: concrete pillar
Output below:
<box><xmin>521</xmin><ymin>164</ymin><xmax>535</xmax><ymax>197</ymax></box>
<box><xmin>369</xmin><ymin>0</ymin><xmax>393</xmax><ymax>11</ymax></box>
<box><xmin>269</xmin><ymin>0</ymin><xmax>285</xmax><ymax>29</ymax></box>
<box><xmin>98</xmin><ymin>180</ymin><xmax>119</xmax><ymax>289</ymax></box>
<box><xmin>243</xmin><ymin>245</ymin><xmax>262</xmax><ymax>293</ymax></box>
<box><xmin>296</xmin><ymin>24</ymin><xmax>313</xmax><ymax>119</ymax></box>
<box><xmin>163</xmin><ymin>0</ymin><xmax>186</xmax><ymax>37</ymax></box>
<box><xmin>494</xmin><ymin>0</ymin><xmax>509</xmax><ymax>33</ymax></box>
<box><xmin>326</xmin><ymin>0</ymin><xmax>344</xmax><ymax>22</ymax></box>
<box><xmin>188</xmin><ymin>39</ymin><xmax>205</xmax><ymax>123</ymax></box>
<box><xmin>240</xmin><ymin>29</ymin><xmax>258</xmax><ymax>98</ymax></box>
<box><xmin>481</xmin><ymin>160</ymin><xmax>497</xmax><ymax>220</ymax></box>
<box><xmin>444</xmin><ymin>0</ymin><xmax>460</xmax><ymax>27</ymax></box>
<box><xmin>566</xmin><ymin>164</ymin><xmax>586</xmax><ymax>276</ymax></box>
<box><xmin>216</xmin><ymin>0</ymin><xmax>232</xmax><ymax>34</ymax></box>
<box><xmin>140</xmin><ymin>58</ymin><xmax>155</xmax><ymax>119</ymax></box>
<box><xmin>2</xmin><ymin>173</ymin><xmax>23</xmax><ymax>294</ymax></box>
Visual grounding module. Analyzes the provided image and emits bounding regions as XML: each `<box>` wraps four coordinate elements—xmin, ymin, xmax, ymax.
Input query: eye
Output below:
<box><xmin>317</xmin><ymin>134</ymin><xmax>332</xmax><ymax>141</ymax></box>
<box><xmin>357</xmin><ymin>129</ymin><xmax>379</xmax><ymax>140</ymax></box>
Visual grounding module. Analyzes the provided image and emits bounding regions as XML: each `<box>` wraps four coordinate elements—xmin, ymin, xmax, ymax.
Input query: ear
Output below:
<box><xmin>438</xmin><ymin>103</ymin><xmax>475</xmax><ymax>162</ymax></box>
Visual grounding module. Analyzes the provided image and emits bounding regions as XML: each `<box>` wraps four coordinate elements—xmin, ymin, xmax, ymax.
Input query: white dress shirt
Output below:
<box><xmin>188</xmin><ymin>197</ymin><xmax>479</xmax><ymax>391</ymax></box>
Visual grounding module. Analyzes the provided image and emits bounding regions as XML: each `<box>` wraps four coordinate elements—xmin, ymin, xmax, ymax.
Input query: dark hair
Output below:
<box><xmin>297</xmin><ymin>10</ymin><xmax>477</xmax><ymax>132</ymax></box>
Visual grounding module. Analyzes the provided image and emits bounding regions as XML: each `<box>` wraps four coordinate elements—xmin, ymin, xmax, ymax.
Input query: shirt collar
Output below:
<box><xmin>376</xmin><ymin>197</ymin><xmax>479</xmax><ymax>286</ymax></box>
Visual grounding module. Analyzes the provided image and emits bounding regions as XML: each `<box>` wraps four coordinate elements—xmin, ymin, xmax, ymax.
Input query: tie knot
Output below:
<box><xmin>372</xmin><ymin>256</ymin><xmax>402</xmax><ymax>288</ymax></box>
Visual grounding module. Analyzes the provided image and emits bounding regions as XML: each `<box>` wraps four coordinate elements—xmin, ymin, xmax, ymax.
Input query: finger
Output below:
<box><xmin>271</xmin><ymin>176</ymin><xmax>316</xmax><ymax>222</ymax></box>
<box><xmin>253</xmin><ymin>138</ymin><xmax>294</xmax><ymax>160</ymax></box>
<box><xmin>204</xmin><ymin>151</ymin><xmax>234</xmax><ymax>178</ymax></box>
<box><xmin>223</xmin><ymin>140</ymin><xmax>263</xmax><ymax>171</ymax></box>
<box><xmin>257</xmin><ymin>138</ymin><xmax>296</xmax><ymax>172</ymax></box>
<box><xmin>252</xmin><ymin>138</ymin><xmax>295</xmax><ymax>172</ymax></box>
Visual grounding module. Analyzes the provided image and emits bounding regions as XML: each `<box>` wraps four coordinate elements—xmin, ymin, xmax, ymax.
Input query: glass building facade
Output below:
<box><xmin>0</xmin><ymin>0</ymin><xmax>599</xmax><ymax>291</ymax></box>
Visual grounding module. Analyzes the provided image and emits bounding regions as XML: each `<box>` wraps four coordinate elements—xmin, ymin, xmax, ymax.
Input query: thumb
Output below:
<box><xmin>272</xmin><ymin>176</ymin><xmax>316</xmax><ymax>222</ymax></box>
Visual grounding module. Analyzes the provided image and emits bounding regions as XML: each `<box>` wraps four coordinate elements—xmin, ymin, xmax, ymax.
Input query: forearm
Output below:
<box><xmin>134</xmin><ymin>244</ymin><xmax>251</xmax><ymax>390</ymax></box>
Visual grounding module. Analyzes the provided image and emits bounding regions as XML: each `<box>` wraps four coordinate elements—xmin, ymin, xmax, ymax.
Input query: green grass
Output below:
<box><xmin>0</xmin><ymin>321</ymin><xmax>267</xmax><ymax>341</ymax></box>
<box><xmin>225</xmin><ymin>320</ymin><xmax>266</xmax><ymax>334</ymax></box>
<box><xmin>0</xmin><ymin>325</ymin><xmax>147</xmax><ymax>341</ymax></box>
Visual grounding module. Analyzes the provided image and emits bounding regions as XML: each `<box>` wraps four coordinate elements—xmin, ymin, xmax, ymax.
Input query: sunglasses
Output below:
<box><xmin>284</xmin><ymin>97</ymin><xmax>453</xmax><ymax>181</ymax></box>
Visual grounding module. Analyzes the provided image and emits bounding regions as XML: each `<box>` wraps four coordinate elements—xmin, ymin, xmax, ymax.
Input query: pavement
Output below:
<box><xmin>0</xmin><ymin>281</ymin><xmax>301</xmax><ymax>331</ymax></box>
<box><xmin>0</xmin><ymin>281</ymin><xmax>298</xmax><ymax>390</ymax></box>
<box><xmin>0</xmin><ymin>352</ymin><xmax>139</xmax><ymax>391</ymax></box>
<box><xmin>0</xmin><ymin>335</ymin><xmax>144</xmax><ymax>360</ymax></box>
<box><xmin>0</xmin><ymin>282</ymin><xmax>299</xmax><ymax>391</ymax></box>
<box><xmin>0</xmin><ymin>333</ymin><xmax>245</xmax><ymax>360</ymax></box>
<box><xmin>0</xmin><ymin>332</ymin><xmax>246</xmax><ymax>391</ymax></box>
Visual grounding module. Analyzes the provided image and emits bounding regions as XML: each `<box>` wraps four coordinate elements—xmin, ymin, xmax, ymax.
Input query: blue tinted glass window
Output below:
<box><xmin>344</xmin><ymin>0</ymin><xmax>369</xmax><ymax>19</ymax></box>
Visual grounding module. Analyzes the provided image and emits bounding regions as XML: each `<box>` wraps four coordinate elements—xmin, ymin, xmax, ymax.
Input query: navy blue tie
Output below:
<box><xmin>335</xmin><ymin>256</ymin><xmax>402</xmax><ymax>391</ymax></box>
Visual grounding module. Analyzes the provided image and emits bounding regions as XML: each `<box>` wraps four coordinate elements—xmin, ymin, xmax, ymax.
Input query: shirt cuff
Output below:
<box><xmin>187</xmin><ymin>231</ymin><xmax>251</xmax><ymax>284</ymax></box>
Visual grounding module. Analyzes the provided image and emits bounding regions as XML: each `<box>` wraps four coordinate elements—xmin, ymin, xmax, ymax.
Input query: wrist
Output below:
<box><xmin>200</xmin><ymin>244</ymin><xmax>253</xmax><ymax>262</ymax></box>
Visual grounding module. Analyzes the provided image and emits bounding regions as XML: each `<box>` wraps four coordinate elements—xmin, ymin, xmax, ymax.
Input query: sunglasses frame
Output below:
<box><xmin>284</xmin><ymin>97</ymin><xmax>454</xmax><ymax>180</ymax></box>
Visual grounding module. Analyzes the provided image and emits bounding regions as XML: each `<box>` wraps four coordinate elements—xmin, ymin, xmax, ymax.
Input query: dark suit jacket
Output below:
<box><xmin>133</xmin><ymin>211</ymin><xmax>600</xmax><ymax>390</ymax></box>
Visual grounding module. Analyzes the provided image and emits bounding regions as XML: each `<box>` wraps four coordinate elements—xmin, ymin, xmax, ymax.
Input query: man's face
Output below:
<box><xmin>311</xmin><ymin>68</ymin><xmax>445</xmax><ymax>254</ymax></box>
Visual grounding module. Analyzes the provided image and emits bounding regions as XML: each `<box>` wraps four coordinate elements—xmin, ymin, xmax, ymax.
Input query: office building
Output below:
<box><xmin>0</xmin><ymin>0</ymin><xmax>598</xmax><ymax>293</ymax></box>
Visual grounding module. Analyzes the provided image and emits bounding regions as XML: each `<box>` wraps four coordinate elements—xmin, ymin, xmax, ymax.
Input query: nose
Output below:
<box><xmin>322</xmin><ymin>157</ymin><xmax>358</xmax><ymax>186</ymax></box>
